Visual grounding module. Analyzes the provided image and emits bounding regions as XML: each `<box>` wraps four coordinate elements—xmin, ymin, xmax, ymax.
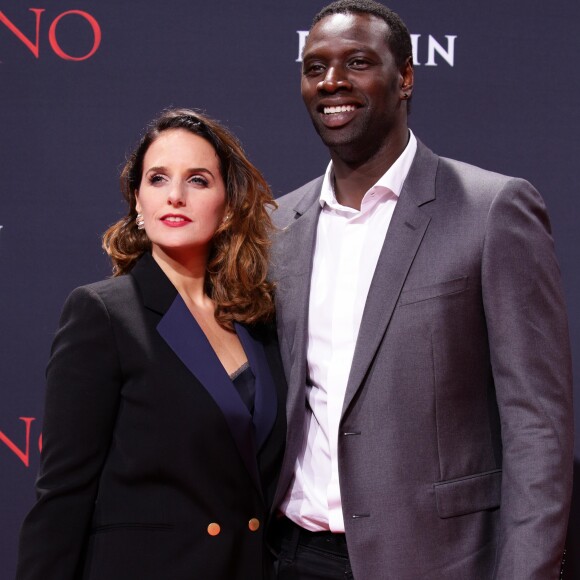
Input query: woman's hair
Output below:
<box><xmin>102</xmin><ymin>108</ymin><xmax>277</xmax><ymax>327</ymax></box>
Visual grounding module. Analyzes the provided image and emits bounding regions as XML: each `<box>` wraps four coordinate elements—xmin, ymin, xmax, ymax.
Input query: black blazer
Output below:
<box><xmin>17</xmin><ymin>253</ymin><xmax>286</xmax><ymax>580</ymax></box>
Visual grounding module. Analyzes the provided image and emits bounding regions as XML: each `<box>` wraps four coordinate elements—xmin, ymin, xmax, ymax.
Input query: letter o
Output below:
<box><xmin>48</xmin><ymin>10</ymin><xmax>101</xmax><ymax>61</ymax></box>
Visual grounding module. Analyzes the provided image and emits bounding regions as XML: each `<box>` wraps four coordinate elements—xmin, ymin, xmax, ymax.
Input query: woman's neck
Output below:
<box><xmin>151</xmin><ymin>246</ymin><xmax>209</xmax><ymax>307</ymax></box>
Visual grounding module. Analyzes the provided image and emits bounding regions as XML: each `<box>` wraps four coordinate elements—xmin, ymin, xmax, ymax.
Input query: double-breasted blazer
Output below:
<box><xmin>269</xmin><ymin>141</ymin><xmax>573</xmax><ymax>579</ymax></box>
<box><xmin>17</xmin><ymin>252</ymin><xmax>286</xmax><ymax>580</ymax></box>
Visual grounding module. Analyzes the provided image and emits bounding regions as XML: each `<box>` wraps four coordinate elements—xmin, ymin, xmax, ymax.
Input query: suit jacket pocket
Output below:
<box><xmin>434</xmin><ymin>468</ymin><xmax>501</xmax><ymax>518</ymax></box>
<box><xmin>399</xmin><ymin>276</ymin><xmax>469</xmax><ymax>306</ymax></box>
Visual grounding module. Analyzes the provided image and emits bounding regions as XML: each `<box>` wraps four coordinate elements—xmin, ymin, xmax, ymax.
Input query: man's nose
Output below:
<box><xmin>317</xmin><ymin>67</ymin><xmax>352</xmax><ymax>93</ymax></box>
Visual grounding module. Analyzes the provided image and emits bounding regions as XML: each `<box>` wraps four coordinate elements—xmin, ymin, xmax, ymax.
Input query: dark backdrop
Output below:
<box><xmin>1</xmin><ymin>1</ymin><xmax>579</xmax><ymax>577</ymax></box>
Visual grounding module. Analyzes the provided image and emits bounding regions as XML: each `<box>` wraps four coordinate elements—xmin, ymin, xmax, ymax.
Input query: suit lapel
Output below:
<box><xmin>235</xmin><ymin>322</ymin><xmax>277</xmax><ymax>450</ymax></box>
<box><xmin>131</xmin><ymin>253</ymin><xmax>264</xmax><ymax>492</ymax></box>
<box><xmin>271</xmin><ymin>180</ymin><xmax>322</xmax><ymax>499</ymax></box>
<box><xmin>274</xmin><ymin>179</ymin><xmax>322</xmax><ymax>373</ymax></box>
<box><xmin>342</xmin><ymin>142</ymin><xmax>439</xmax><ymax>415</ymax></box>
<box><xmin>157</xmin><ymin>295</ymin><xmax>262</xmax><ymax>491</ymax></box>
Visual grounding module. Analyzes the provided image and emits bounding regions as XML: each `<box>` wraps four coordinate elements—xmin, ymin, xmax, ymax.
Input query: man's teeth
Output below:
<box><xmin>323</xmin><ymin>105</ymin><xmax>356</xmax><ymax>115</ymax></box>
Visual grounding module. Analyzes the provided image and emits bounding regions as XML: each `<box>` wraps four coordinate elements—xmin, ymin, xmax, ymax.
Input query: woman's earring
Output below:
<box><xmin>136</xmin><ymin>213</ymin><xmax>145</xmax><ymax>230</ymax></box>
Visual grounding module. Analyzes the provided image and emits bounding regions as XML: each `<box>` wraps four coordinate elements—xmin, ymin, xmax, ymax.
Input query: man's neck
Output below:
<box><xmin>330</xmin><ymin>128</ymin><xmax>409</xmax><ymax>210</ymax></box>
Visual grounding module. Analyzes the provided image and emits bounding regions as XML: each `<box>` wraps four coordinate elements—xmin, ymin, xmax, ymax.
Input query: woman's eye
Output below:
<box><xmin>189</xmin><ymin>175</ymin><xmax>209</xmax><ymax>187</ymax></box>
<box><xmin>148</xmin><ymin>174</ymin><xmax>166</xmax><ymax>185</ymax></box>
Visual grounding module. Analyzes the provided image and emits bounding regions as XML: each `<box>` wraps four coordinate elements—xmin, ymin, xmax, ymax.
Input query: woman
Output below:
<box><xmin>16</xmin><ymin>109</ymin><xmax>286</xmax><ymax>580</ymax></box>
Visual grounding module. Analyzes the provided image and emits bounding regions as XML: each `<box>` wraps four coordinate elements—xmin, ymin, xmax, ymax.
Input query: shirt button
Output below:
<box><xmin>248</xmin><ymin>518</ymin><xmax>260</xmax><ymax>532</ymax></box>
<box><xmin>207</xmin><ymin>522</ymin><xmax>221</xmax><ymax>536</ymax></box>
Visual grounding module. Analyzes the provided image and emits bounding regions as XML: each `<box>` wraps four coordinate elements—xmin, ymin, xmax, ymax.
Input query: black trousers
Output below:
<box><xmin>272</xmin><ymin>517</ymin><xmax>354</xmax><ymax>580</ymax></box>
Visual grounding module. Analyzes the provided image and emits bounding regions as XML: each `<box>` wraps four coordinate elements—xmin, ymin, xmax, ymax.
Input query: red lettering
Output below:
<box><xmin>0</xmin><ymin>417</ymin><xmax>35</xmax><ymax>467</ymax></box>
<box><xmin>48</xmin><ymin>10</ymin><xmax>101</xmax><ymax>61</ymax></box>
<box><xmin>0</xmin><ymin>8</ymin><xmax>45</xmax><ymax>58</ymax></box>
<box><xmin>0</xmin><ymin>8</ymin><xmax>101</xmax><ymax>61</ymax></box>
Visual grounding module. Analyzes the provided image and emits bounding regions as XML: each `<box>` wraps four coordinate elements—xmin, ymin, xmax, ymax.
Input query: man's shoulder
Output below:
<box><xmin>415</xmin><ymin>139</ymin><xmax>520</xmax><ymax>188</ymax></box>
<box><xmin>272</xmin><ymin>175</ymin><xmax>324</xmax><ymax>226</ymax></box>
<box><xmin>442</xmin><ymin>156</ymin><xmax>542</xmax><ymax>211</ymax></box>
<box><xmin>437</xmin><ymin>150</ymin><xmax>533</xmax><ymax>194</ymax></box>
<box><xmin>410</xmin><ymin>141</ymin><xmax>541</xmax><ymax>212</ymax></box>
<box><xmin>439</xmin><ymin>155</ymin><xmax>515</xmax><ymax>185</ymax></box>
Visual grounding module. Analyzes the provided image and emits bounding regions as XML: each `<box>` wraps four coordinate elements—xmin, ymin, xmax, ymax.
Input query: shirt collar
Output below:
<box><xmin>319</xmin><ymin>129</ymin><xmax>418</xmax><ymax>212</ymax></box>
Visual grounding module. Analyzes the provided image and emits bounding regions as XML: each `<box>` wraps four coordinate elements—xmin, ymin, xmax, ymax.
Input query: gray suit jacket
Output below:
<box><xmin>269</xmin><ymin>141</ymin><xmax>573</xmax><ymax>579</ymax></box>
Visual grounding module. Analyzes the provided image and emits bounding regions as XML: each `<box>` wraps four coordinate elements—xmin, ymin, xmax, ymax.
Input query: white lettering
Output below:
<box><xmin>410</xmin><ymin>34</ymin><xmax>421</xmax><ymax>65</ymax></box>
<box><xmin>296</xmin><ymin>30</ymin><xmax>309</xmax><ymax>62</ymax></box>
<box><xmin>425</xmin><ymin>35</ymin><xmax>457</xmax><ymax>67</ymax></box>
<box><xmin>296</xmin><ymin>30</ymin><xmax>457</xmax><ymax>67</ymax></box>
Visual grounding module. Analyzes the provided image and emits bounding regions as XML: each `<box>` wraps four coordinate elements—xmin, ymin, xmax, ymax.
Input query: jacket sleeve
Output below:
<box><xmin>16</xmin><ymin>285</ymin><xmax>123</xmax><ymax>580</ymax></box>
<box><xmin>481</xmin><ymin>178</ymin><xmax>573</xmax><ymax>579</ymax></box>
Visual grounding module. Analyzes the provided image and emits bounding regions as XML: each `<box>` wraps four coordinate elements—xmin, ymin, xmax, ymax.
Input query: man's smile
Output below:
<box><xmin>323</xmin><ymin>104</ymin><xmax>357</xmax><ymax>114</ymax></box>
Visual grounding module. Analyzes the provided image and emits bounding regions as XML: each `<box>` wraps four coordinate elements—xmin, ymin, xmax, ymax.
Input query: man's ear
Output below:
<box><xmin>400</xmin><ymin>56</ymin><xmax>414</xmax><ymax>99</ymax></box>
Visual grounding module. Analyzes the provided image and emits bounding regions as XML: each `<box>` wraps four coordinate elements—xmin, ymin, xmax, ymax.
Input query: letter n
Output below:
<box><xmin>425</xmin><ymin>35</ymin><xmax>457</xmax><ymax>67</ymax></box>
<box><xmin>0</xmin><ymin>9</ymin><xmax>45</xmax><ymax>58</ymax></box>
<box><xmin>0</xmin><ymin>417</ymin><xmax>36</xmax><ymax>466</ymax></box>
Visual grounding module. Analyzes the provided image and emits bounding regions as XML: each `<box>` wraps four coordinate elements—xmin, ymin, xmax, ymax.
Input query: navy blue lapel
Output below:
<box><xmin>234</xmin><ymin>322</ymin><xmax>277</xmax><ymax>450</ymax></box>
<box><xmin>157</xmin><ymin>295</ymin><xmax>261</xmax><ymax>491</ymax></box>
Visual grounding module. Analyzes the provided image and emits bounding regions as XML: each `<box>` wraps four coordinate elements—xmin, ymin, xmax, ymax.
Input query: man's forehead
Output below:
<box><xmin>305</xmin><ymin>12</ymin><xmax>391</xmax><ymax>52</ymax></box>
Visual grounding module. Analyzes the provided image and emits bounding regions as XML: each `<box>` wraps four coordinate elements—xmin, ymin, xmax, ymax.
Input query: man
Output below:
<box><xmin>268</xmin><ymin>1</ymin><xmax>574</xmax><ymax>578</ymax></box>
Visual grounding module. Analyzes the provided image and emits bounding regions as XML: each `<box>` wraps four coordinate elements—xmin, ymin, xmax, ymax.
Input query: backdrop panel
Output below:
<box><xmin>1</xmin><ymin>1</ymin><xmax>579</xmax><ymax>576</ymax></box>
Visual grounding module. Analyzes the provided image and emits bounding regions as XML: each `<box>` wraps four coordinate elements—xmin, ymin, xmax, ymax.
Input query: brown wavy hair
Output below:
<box><xmin>102</xmin><ymin>108</ymin><xmax>277</xmax><ymax>327</ymax></box>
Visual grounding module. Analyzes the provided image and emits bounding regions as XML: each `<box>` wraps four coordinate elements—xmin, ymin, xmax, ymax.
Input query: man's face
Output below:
<box><xmin>301</xmin><ymin>12</ymin><xmax>411</xmax><ymax>161</ymax></box>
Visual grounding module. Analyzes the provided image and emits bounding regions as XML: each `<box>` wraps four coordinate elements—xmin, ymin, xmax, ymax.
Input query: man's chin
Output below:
<box><xmin>314</xmin><ymin>124</ymin><xmax>359</xmax><ymax>149</ymax></box>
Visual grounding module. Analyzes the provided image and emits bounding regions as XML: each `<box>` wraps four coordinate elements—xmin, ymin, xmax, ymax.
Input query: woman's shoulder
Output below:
<box><xmin>65</xmin><ymin>274</ymin><xmax>139</xmax><ymax>312</ymax></box>
<box><xmin>78</xmin><ymin>273</ymin><xmax>136</xmax><ymax>294</ymax></box>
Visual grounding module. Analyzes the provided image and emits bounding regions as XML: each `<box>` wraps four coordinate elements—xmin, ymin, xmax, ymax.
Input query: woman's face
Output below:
<box><xmin>135</xmin><ymin>128</ymin><xmax>227</xmax><ymax>263</ymax></box>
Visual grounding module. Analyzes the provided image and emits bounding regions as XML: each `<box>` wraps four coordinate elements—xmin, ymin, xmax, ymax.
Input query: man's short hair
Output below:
<box><xmin>311</xmin><ymin>0</ymin><xmax>412</xmax><ymax>68</ymax></box>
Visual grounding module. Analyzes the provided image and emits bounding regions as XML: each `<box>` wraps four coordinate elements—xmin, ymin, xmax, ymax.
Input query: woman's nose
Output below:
<box><xmin>167</xmin><ymin>183</ymin><xmax>186</xmax><ymax>206</ymax></box>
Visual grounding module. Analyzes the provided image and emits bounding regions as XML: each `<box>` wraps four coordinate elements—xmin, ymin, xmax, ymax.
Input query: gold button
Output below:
<box><xmin>248</xmin><ymin>518</ymin><xmax>260</xmax><ymax>532</ymax></box>
<box><xmin>207</xmin><ymin>522</ymin><xmax>221</xmax><ymax>536</ymax></box>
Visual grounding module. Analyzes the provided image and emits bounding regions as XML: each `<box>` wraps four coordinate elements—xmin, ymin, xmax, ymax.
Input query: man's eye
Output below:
<box><xmin>304</xmin><ymin>63</ymin><xmax>325</xmax><ymax>75</ymax></box>
<box><xmin>350</xmin><ymin>59</ymin><xmax>369</xmax><ymax>68</ymax></box>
